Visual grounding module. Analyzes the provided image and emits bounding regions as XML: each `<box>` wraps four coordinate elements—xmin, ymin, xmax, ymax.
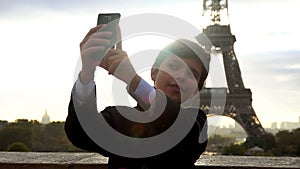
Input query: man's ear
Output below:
<box><xmin>151</xmin><ymin>68</ymin><xmax>157</xmax><ymax>82</ymax></box>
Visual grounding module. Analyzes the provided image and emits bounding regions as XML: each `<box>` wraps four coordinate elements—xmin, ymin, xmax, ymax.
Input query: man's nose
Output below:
<box><xmin>174</xmin><ymin>71</ymin><xmax>186</xmax><ymax>82</ymax></box>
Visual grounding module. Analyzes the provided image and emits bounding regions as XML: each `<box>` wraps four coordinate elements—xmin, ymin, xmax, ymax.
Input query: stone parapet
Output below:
<box><xmin>0</xmin><ymin>152</ymin><xmax>299</xmax><ymax>169</ymax></box>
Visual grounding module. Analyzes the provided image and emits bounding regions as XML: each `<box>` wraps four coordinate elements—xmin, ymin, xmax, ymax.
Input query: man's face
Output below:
<box><xmin>151</xmin><ymin>56</ymin><xmax>203</xmax><ymax>104</ymax></box>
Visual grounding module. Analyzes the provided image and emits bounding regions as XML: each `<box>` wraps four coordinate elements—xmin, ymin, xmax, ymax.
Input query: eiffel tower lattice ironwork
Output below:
<box><xmin>197</xmin><ymin>0</ymin><xmax>266</xmax><ymax>138</ymax></box>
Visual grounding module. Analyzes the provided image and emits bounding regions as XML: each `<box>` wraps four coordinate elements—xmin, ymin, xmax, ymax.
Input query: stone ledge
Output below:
<box><xmin>0</xmin><ymin>152</ymin><xmax>299</xmax><ymax>169</ymax></box>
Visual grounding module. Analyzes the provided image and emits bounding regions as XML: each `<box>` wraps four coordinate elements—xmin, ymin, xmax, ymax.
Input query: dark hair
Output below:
<box><xmin>152</xmin><ymin>39</ymin><xmax>210</xmax><ymax>90</ymax></box>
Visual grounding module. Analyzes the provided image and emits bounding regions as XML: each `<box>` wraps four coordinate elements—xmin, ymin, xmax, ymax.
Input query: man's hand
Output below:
<box><xmin>79</xmin><ymin>24</ymin><xmax>140</xmax><ymax>91</ymax></box>
<box><xmin>99</xmin><ymin>44</ymin><xmax>140</xmax><ymax>91</ymax></box>
<box><xmin>79</xmin><ymin>24</ymin><xmax>111</xmax><ymax>84</ymax></box>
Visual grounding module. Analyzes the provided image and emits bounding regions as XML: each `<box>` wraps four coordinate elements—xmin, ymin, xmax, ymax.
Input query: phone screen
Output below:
<box><xmin>97</xmin><ymin>13</ymin><xmax>121</xmax><ymax>49</ymax></box>
<box><xmin>97</xmin><ymin>13</ymin><xmax>121</xmax><ymax>25</ymax></box>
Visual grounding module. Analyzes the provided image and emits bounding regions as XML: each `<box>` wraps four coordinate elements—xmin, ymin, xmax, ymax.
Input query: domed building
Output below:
<box><xmin>41</xmin><ymin>109</ymin><xmax>50</xmax><ymax>124</ymax></box>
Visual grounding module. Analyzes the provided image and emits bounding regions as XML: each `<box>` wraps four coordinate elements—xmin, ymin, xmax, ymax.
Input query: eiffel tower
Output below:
<box><xmin>197</xmin><ymin>0</ymin><xmax>266</xmax><ymax>138</ymax></box>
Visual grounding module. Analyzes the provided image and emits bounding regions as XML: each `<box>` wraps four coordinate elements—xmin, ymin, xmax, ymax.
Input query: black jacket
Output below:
<box><xmin>65</xmin><ymin>85</ymin><xmax>207</xmax><ymax>169</ymax></box>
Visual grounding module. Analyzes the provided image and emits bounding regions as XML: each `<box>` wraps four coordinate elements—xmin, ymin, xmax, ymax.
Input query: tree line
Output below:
<box><xmin>0</xmin><ymin>119</ymin><xmax>81</xmax><ymax>152</ymax></box>
<box><xmin>1</xmin><ymin>119</ymin><xmax>300</xmax><ymax>156</ymax></box>
<box><xmin>208</xmin><ymin>128</ymin><xmax>300</xmax><ymax>156</ymax></box>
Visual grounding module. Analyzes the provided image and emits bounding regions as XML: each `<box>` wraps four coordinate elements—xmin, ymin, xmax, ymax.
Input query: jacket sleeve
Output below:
<box><xmin>64</xmin><ymin>84</ymin><xmax>112</xmax><ymax>156</ymax></box>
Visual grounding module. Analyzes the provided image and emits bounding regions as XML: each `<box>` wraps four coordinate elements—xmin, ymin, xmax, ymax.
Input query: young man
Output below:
<box><xmin>65</xmin><ymin>24</ymin><xmax>210</xmax><ymax>169</ymax></box>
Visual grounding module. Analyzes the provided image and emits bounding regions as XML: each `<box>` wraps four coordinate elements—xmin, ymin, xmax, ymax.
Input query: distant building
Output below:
<box><xmin>41</xmin><ymin>109</ymin><xmax>51</xmax><ymax>124</ymax></box>
<box><xmin>246</xmin><ymin>146</ymin><xmax>264</xmax><ymax>155</ymax></box>
<box><xmin>271</xmin><ymin>122</ymin><xmax>277</xmax><ymax>129</ymax></box>
<box><xmin>280</xmin><ymin>121</ymin><xmax>299</xmax><ymax>130</ymax></box>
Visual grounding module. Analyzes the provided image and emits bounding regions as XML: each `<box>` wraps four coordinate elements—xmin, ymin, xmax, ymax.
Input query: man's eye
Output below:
<box><xmin>186</xmin><ymin>72</ymin><xmax>196</xmax><ymax>79</ymax></box>
<box><xmin>187</xmin><ymin>71</ymin><xmax>194</xmax><ymax>77</ymax></box>
<box><xmin>168</xmin><ymin>64</ymin><xmax>178</xmax><ymax>70</ymax></box>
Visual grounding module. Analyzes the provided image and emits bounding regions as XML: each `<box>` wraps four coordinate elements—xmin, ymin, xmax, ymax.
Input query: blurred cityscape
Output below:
<box><xmin>208</xmin><ymin>116</ymin><xmax>300</xmax><ymax>141</ymax></box>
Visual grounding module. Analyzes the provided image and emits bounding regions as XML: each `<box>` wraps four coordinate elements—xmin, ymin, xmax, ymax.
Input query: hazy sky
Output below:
<box><xmin>0</xmin><ymin>0</ymin><xmax>299</xmax><ymax>128</ymax></box>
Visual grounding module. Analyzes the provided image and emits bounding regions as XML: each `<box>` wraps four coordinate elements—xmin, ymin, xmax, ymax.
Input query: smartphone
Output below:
<box><xmin>97</xmin><ymin>13</ymin><xmax>121</xmax><ymax>49</ymax></box>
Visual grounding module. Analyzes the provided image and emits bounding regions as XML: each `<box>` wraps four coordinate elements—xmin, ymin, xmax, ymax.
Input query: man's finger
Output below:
<box><xmin>81</xmin><ymin>24</ymin><xmax>107</xmax><ymax>46</ymax></box>
<box><xmin>85</xmin><ymin>24</ymin><xmax>105</xmax><ymax>39</ymax></box>
<box><xmin>116</xmin><ymin>25</ymin><xmax>122</xmax><ymax>50</ymax></box>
